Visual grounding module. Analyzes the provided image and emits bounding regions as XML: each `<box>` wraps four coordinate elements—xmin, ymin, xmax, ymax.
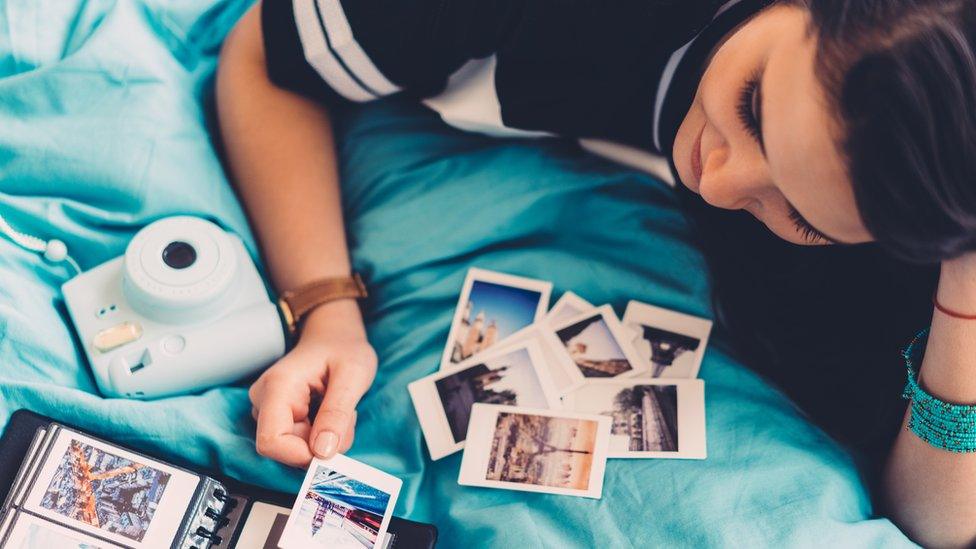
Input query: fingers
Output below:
<box><xmin>292</xmin><ymin>419</ymin><xmax>312</xmax><ymax>441</ymax></box>
<box><xmin>339</xmin><ymin>411</ymin><xmax>357</xmax><ymax>453</ymax></box>
<box><xmin>310</xmin><ymin>362</ymin><xmax>371</xmax><ymax>458</ymax></box>
<box><xmin>254</xmin><ymin>373</ymin><xmax>314</xmax><ymax>467</ymax></box>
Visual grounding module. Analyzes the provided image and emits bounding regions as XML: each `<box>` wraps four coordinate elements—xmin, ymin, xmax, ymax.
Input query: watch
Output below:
<box><xmin>277</xmin><ymin>273</ymin><xmax>368</xmax><ymax>334</ymax></box>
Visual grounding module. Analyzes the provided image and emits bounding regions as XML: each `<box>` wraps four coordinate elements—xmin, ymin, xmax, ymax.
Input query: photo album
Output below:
<box><xmin>410</xmin><ymin>268</ymin><xmax>713</xmax><ymax>499</ymax></box>
<box><xmin>0</xmin><ymin>411</ymin><xmax>435</xmax><ymax>549</ymax></box>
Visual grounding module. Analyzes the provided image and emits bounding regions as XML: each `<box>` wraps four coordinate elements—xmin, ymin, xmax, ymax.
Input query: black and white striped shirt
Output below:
<box><xmin>261</xmin><ymin>0</ymin><xmax>768</xmax><ymax>178</ymax></box>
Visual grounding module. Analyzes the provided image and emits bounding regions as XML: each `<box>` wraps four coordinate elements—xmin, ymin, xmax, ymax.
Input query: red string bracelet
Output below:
<box><xmin>933</xmin><ymin>291</ymin><xmax>976</xmax><ymax>320</ymax></box>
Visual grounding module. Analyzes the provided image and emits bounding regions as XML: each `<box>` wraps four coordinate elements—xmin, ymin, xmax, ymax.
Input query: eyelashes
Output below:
<box><xmin>736</xmin><ymin>75</ymin><xmax>762</xmax><ymax>143</ymax></box>
<box><xmin>788</xmin><ymin>206</ymin><xmax>832</xmax><ymax>244</ymax></box>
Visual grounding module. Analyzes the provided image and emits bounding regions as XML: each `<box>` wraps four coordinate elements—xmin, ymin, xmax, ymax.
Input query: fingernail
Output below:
<box><xmin>313</xmin><ymin>431</ymin><xmax>339</xmax><ymax>458</ymax></box>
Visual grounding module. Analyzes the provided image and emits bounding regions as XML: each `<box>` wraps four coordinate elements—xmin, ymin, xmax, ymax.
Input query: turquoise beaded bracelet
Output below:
<box><xmin>902</xmin><ymin>328</ymin><xmax>976</xmax><ymax>453</ymax></box>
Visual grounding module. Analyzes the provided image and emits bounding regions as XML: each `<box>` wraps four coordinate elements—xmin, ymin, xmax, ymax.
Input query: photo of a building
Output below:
<box><xmin>606</xmin><ymin>385</ymin><xmax>679</xmax><ymax>452</ymax></box>
<box><xmin>556</xmin><ymin>314</ymin><xmax>633</xmax><ymax>377</ymax></box>
<box><xmin>294</xmin><ymin>466</ymin><xmax>392</xmax><ymax>548</ymax></box>
<box><xmin>436</xmin><ymin>347</ymin><xmax>550</xmax><ymax>443</ymax></box>
<box><xmin>40</xmin><ymin>440</ymin><xmax>170</xmax><ymax>542</ymax></box>
<box><xmin>486</xmin><ymin>412</ymin><xmax>598</xmax><ymax>490</ymax></box>
<box><xmin>631</xmin><ymin>325</ymin><xmax>701</xmax><ymax>378</ymax></box>
<box><xmin>450</xmin><ymin>281</ymin><xmax>542</xmax><ymax>364</ymax></box>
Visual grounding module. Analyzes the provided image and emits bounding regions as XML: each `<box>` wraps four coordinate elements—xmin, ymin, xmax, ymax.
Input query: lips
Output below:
<box><xmin>690</xmin><ymin>124</ymin><xmax>705</xmax><ymax>184</ymax></box>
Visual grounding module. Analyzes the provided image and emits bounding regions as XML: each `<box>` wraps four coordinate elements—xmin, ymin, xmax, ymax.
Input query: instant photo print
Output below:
<box><xmin>487</xmin><ymin>324</ymin><xmax>585</xmax><ymax>396</ymax></box>
<box><xmin>563</xmin><ymin>379</ymin><xmax>707</xmax><ymax>459</ymax></box>
<box><xmin>278</xmin><ymin>454</ymin><xmax>401</xmax><ymax>549</ymax></box>
<box><xmin>0</xmin><ymin>509</ymin><xmax>125</xmax><ymax>548</ymax></box>
<box><xmin>234</xmin><ymin>502</ymin><xmax>290</xmax><ymax>549</ymax></box>
<box><xmin>240</xmin><ymin>502</ymin><xmax>397</xmax><ymax>549</ymax></box>
<box><xmin>459</xmin><ymin>404</ymin><xmax>612</xmax><ymax>499</ymax></box>
<box><xmin>0</xmin><ymin>410</ymin><xmax>438</xmax><ymax>549</ymax></box>
<box><xmin>550</xmin><ymin>305</ymin><xmax>650</xmax><ymax>384</ymax></box>
<box><xmin>410</xmin><ymin>340</ymin><xmax>561</xmax><ymax>460</ymax></box>
<box><xmin>544</xmin><ymin>292</ymin><xmax>594</xmax><ymax>326</ymax></box>
<box><xmin>440</xmin><ymin>268</ymin><xmax>552</xmax><ymax>370</ymax></box>
<box><xmin>623</xmin><ymin>301</ymin><xmax>713</xmax><ymax>379</ymax></box>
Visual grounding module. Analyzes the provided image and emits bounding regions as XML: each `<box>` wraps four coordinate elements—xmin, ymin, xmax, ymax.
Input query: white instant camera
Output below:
<box><xmin>62</xmin><ymin>216</ymin><xmax>285</xmax><ymax>399</ymax></box>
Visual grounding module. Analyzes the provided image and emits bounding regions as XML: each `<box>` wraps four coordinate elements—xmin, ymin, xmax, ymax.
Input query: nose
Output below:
<box><xmin>696</xmin><ymin>130</ymin><xmax>772</xmax><ymax>211</ymax></box>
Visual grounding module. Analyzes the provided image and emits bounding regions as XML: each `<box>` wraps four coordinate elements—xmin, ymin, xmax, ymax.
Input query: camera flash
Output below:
<box><xmin>93</xmin><ymin>321</ymin><xmax>143</xmax><ymax>353</ymax></box>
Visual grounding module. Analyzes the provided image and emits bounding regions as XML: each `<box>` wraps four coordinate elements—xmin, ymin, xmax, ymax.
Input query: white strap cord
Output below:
<box><xmin>0</xmin><ymin>211</ymin><xmax>81</xmax><ymax>275</ymax></box>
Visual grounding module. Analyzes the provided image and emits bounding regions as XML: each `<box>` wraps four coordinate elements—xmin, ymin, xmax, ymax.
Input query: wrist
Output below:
<box><xmin>939</xmin><ymin>255</ymin><xmax>976</xmax><ymax>308</ymax></box>
<box><xmin>298</xmin><ymin>299</ymin><xmax>367</xmax><ymax>343</ymax></box>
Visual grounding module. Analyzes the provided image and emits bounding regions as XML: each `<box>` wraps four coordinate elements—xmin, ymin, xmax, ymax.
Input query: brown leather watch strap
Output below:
<box><xmin>278</xmin><ymin>273</ymin><xmax>367</xmax><ymax>334</ymax></box>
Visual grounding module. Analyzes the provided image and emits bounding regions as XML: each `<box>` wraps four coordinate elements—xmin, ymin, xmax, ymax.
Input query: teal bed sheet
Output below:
<box><xmin>0</xmin><ymin>1</ymin><xmax>914</xmax><ymax>546</ymax></box>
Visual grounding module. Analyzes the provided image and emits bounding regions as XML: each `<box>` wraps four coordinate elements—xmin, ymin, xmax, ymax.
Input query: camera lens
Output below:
<box><xmin>161</xmin><ymin>241</ymin><xmax>197</xmax><ymax>270</ymax></box>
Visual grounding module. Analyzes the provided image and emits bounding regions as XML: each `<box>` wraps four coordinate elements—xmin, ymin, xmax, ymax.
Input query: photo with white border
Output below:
<box><xmin>458</xmin><ymin>404</ymin><xmax>611</xmax><ymax>499</ymax></box>
<box><xmin>623</xmin><ymin>300</ymin><xmax>713</xmax><ymax>378</ymax></box>
<box><xmin>439</xmin><ymin>268</ymin><xmax>552</xmax><ymax>370</ymax></box>
<box><xmin>279</xmin><ymin>454</ymin><xmax>401</xmax><ymax>549</ymax></box>
<box><xmin>488</xmin><ymin>322</ymin><xmax>586</xmax><ymax>396</ymax></box>
<box><xmin>410</xmin><ymin>340</ymin><xmax>561</xmax><ymax>460</ymax></box>
<box><xmin>22</xmin><ymin>429</ymin><xmax>200</xmax><ymax>549</ymax></box>
<box><xmin>234</xmin><ymin>502</ymin><xmax>290</xmax><ymax>549</ymax></box>
<box><xmin>2</xmin><ymin>511</ymin><xmax>125</xmax><ymax>548</ymax></box>
<box><xmin>544</xmin><ymin>292</ymin><xmax>594</xmax><ymax>326</ymax></box>
<box><xmin>550</xmin><ymin>305</ymin><xmax>649</xmax><ymax>383</ymax></box>
<box><xmin>563</xmin><ymin>378</ymin><xmax>706</xmax><ymax>459</ymax></box>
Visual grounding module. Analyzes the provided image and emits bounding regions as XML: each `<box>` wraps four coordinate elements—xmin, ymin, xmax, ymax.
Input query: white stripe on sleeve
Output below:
<box><xmin>423</xmin><ymin>55</ymin><xmax>549</xmax><ymax>138</ymax></box>
<box><xmin>317</xmin><ymin>0</ymin><xmax>400</xmax><ymax>96</ymax></box>
<box><xmin>292</xmin><ymin>0</ymin><xmax>374</xmax><ymax>102</ymax></box>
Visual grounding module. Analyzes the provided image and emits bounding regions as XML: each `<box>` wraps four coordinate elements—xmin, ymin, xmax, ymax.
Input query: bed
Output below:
<box><xmin>0</xmin><ymin>0</ymin><xmax>916</xmax><ymax>546</ymax></box>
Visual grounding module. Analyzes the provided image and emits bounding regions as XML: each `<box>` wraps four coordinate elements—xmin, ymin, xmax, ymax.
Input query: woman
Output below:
<box><xmin>217</xmin><ymin>0</ymin><xmax>976</xmax><ymax>544</ymax></box>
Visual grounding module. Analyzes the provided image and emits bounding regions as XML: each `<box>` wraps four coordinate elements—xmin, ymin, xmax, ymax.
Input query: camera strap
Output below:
<box><xmin>0</xmin><ymin>211</ymin><xmax>80</xmax><ymax>275</ymax></box>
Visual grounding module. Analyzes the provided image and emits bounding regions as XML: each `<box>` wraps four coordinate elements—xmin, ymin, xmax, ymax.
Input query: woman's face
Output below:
<box><xmin>673</xmin><ymin>4</ymin><xmax>873</xmax><ymax>245</ymax></box>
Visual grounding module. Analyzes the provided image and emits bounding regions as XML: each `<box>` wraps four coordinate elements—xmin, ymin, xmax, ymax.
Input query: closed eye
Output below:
<box><xmin>736</xmin><ymin>71</ymin><xmax>766</xmax><ymax>154</ymax></box>
<box><xmin>787</xmin><ymin>204</ymin><xmax>837</xmax><ymax>245</ymax></box>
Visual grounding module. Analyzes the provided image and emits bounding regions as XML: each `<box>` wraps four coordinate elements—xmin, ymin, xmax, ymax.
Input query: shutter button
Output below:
<box><xmin>162</xmin><ymin>335</ymin><xmax>186</xmax><ymax>354</ymax></box>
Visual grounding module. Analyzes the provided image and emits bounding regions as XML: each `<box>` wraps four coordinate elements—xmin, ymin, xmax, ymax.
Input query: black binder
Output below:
<box><xmin>0</xmin><ymin>409</ymin><xmax>436</xmax><ymax>548</ymax></box>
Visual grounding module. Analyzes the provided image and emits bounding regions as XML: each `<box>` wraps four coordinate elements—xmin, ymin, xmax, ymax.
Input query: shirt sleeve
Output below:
<box><xmin>260</xmin><ymin>0</ymin><xmax>515</xmax><ymax>106</ymax></box>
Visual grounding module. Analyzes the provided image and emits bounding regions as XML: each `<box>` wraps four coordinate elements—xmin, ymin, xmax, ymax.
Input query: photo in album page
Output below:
<box><xmin>235</xmin><ymin>502</ymin><xmax>397</xmax><ymax>549</ymax></box>
<box><xmin>1</xmin><ymin>510</ymin><xmax>125</xmax><ymax>548</ymax></box>
<box><xmin>235</xmin><ymin>502</ymin><xmax>290</xmax><ymax>549</ymax></box>
<box><xmin>21</xmin><ymin>429</ymin><xmax>200</xmax><ymax>549</ymax></box>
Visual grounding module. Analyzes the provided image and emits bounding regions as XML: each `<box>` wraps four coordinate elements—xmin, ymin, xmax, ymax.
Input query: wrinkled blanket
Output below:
<box><xmin>0</xmin><ymin>1</ymin><xmax>914</xmax><ymax>546</ymax></box>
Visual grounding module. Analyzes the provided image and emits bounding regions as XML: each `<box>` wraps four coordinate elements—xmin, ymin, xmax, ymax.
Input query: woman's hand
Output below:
<box><xmin>248</xmin><ymin>300</ymin><xmax>377</xmax><ymax>467</ymax></box>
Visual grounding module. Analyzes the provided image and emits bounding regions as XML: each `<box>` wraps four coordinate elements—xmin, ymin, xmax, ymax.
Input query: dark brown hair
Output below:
<box><xmin>677</xmin><ymin>0</ymin><xmax>971</xmax><ymax>478</ymax></box>
<box><xmin>804</xmin><ymin>0</ymin><xmax>976</xmax><ymax>262</ymax></box>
